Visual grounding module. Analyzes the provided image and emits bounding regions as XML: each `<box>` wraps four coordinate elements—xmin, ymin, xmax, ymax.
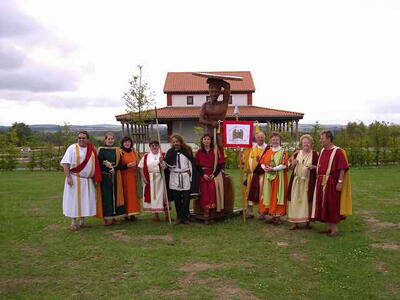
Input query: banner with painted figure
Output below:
<box><xmin>223</xmin><ymin>121</ymin><xmax>254</xmax><ymax>148</ymax></box>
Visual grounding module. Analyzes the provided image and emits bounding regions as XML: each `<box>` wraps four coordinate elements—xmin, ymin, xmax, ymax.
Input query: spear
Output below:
<box><xmin>155</xmin><ymin>106</ymin><xmax>172</xmax><ymax>224</ymax></box>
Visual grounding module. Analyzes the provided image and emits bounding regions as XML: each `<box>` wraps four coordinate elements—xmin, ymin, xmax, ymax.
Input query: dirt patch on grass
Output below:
<box><xmin>175</xmin><ymin>262</ymin><xmax>261</xmax><ymax>299</ymax></box>
<box><xmin>106</xmin><ymin>229</ymin><xmax>174</xmax><ymax>242</ymax></box>
<box><xmin>0</xmin><ymin>277</ymin><xmax>51</xmax><ymax>293</ymax></box>
<box><xmin>378</xmin><ymin>222</ymin><xmax>400</xmax><ymax>229</ymax></box>
<box><xmin>363</xmin><ymin>215</ymin><xmax>400</xmax><ymax>229</ymax></box>
<box><xmin>380</xmin><ymin>198</ymin><xmax>399</xmax><ymax>204</ymax></box>
<box><xmin>214</xmin><ymin>282</ymin><xmax>261</xmax><ymax>300</ymax></box>
<box><xmin>157</xmin><ymin>289</ymin><xmax>186</xmax><ymax>299</ymax></box>
<box><xmin>179</xmin><ymin>263</ymin><xmax>227</xmax><ymax>286</ymax></box>
<box><xmin>291</xmin><ymin>251</ymin><xmax>307</xmax><ymax>261</ymax></box>
<box><xmin>277</xmin><ymin>241</ymin><xmax>289</xmax><ymax>247</ymax></box>
<box><xmin>263</xmin><ymin>225</ymin><xmax>287</xmax><ymax>236</ymax></box>
<box><xmin>375</xmin><ymin>261</ymin><xmax>389</xmax><ymax>274</ymax></box>
<box><xmin>179</xmin><ymin>262</ymin><xmax>225</xmax><ymax>273</ymax></box>
<box><xmin>135</xmin><ymin>234</ymin><xmax>174</xmax><ymax>242</ymax></box>
<box><xmin>45</xmin><ymin>195</ymin><xmax>61</xmax><ymax>200</ymax></box>
<box><xmin>28</xmin><ymin>206</ymin><xmax>48</xmax><ymax>216</ymax></box>
<box><xmin>106</xmin><ymin>230</ymin><xmax>132</xmax><ymax>242</ymax></box>
<box><xmin>359</xmin><ymin>210</ymin><xmax>381</xmax><ymax>216</ymax></box>
<box><xmin>370</xmin><ymin>243</ymin><xmax>400</xmax><ymax>251</ymax></box>
<box><xmin>19</xmin><ymin>245</ymin><xmax>44</xmax><ymax>256</ymax></box>
<box><xmin>363</xmin><ymin>215</ymin><xmax>380</xmax><ymax>223</ymax></box>
<box><xmin>45</xmin><ymin>223</ymin><xmax>63</xmax><ymax>231</ymax></box>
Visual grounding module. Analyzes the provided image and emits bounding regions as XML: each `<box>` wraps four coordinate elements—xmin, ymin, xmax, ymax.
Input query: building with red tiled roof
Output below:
<box><xmin>116</xmin><ymin>71</ymin><xmax>303</xmax><ymax>143</ymax></box>
<box><xmin>164</xmin><ymin>71</ymin><xmax>255</xmax><ymax>93</ymax></box>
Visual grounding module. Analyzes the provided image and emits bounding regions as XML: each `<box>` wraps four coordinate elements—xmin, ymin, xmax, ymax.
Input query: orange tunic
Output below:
<box><xmin>121</xmin><ymin>150</ymin><xmax>140</xmax><ymax>215</ymax></box>
<box><xmin>260</xmin><ymin>148</ymin><xmax>288</xmax><ymax>216</ymax></box>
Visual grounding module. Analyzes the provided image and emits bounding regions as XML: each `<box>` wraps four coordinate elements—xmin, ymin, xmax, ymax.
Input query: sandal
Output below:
<box><xmin>265</xmin><ymin>219</ymin><xmax>275</xmax><ymax>224</ymax></box>
<box><xmin>304</xmin><ymin>223</ymin><xmax>312</xmax><ymax>230</ymax></box>
<box><xmin>258</xmin><ymin>214</ymin><xmax>266</xmax><ymax>220</ymax></box>
<box><xmin>79</xmin><ymin>224</ymin><xmax>91</xmax><ymax>229</ymax></box>
<box><xmin>103</xmin><ymin>220</ymin><xmax>111</xmax><ymax>226</ymax></box>
<box><xmin>111</xmin><ymin>219</ymin><xmax>121</xmax><ymax>225</ymax></box>
<box><xmin>289</xmin><ymin>224</ymin><xmax>298</xmax><ymax>230</ymax></box>
<box><xmin>329</xmin><ymin>231</ymin><xmax>339</xmax><ymax>237</ymax></box>
<box><xmin>69</xmin><ymin>225</ymin><xmax>80</xmax><ymax>231</ymax></box>
<box><xmin>318</xmin><ymin>229</ymin><xmax>331</xmax><ymax>234</ymax></box>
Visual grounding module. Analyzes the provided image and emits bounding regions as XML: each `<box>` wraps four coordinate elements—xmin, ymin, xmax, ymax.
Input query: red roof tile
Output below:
<box><xmin>163</xmin><ymin>71</ymin><xmax>256</xmax><ymax>93</ymax></box>
<box><xmin>116</xmin><ymin>106</ymin><xmax>303</xmax><ymax>121</ymax></box>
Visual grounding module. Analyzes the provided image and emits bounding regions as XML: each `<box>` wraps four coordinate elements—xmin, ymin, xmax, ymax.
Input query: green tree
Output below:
<box><xmin>310</xmin><ymin>121</ymin><xmax>323</xmax><ymax>152</ymax></box>
<box><xmin>388</xmin><ymin>124</ymin><xmax>400</xmax><ymax>163</ymax></box>
<box><xmin>28</xmin><ymin>151</ymin><xmax>37</xmax><ymax>171</ymax></box>
<box><xmin>59</xmin><ymin>123</ymin><xmax>75</xmax><ymax>148</ymax></box>
<box><xmin>4</xmin><ymin>145</ymin><xmax>19</xmax><ymax>171</ymax></box>
<box><xmin>193</xmin><ymin>126</ymin><xmax>205</xmax><ymax>147</ymax></box>
<box><xmin>368</xmin><ymin>121</ymin><xmax>390</xmax><ymax>166</ymax></box>
<box><xmin>123</xmin><ymin>65</ymin><xmax>155</xmax><ymax>126</ymax></box>
<box><xmin>37</xmin><ymin>148</ymin><xmax>46</xmax><ymax>171</ymax></box>
<box><xmin>10</xmin><ymin>122</ymin><xmax>32</xmax><ymax>146</ymax></box>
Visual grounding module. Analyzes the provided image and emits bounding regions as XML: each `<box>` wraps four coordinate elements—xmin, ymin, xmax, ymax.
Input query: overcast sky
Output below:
<box><xmin>1</xmin><ymin>0</ymin><xmax>399</xmax><ymax>126</ymax></box>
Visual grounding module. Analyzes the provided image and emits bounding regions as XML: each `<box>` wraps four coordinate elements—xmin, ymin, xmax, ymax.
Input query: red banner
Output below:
<box><xmin>223</xmin><ymin>121</ymin><xmax>254</xmax><ymax>148</ymax></box>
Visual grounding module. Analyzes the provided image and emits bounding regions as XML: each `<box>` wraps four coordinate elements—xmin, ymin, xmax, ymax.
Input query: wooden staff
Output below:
<box><xmin>235</xmin><ymin>115</ymin><xmax>247</xmax><ymax>223</ymax></box>
<box><xmin>155</xmin><ymin>106</ymin><xmax>172</xmax><ymax>224</ymax></box>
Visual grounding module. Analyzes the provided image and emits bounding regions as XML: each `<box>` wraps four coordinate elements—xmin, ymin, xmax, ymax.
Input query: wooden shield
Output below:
<box><xmin>192</xmin><ymin>72</ymin><xmax>244</xmax><ymax>81</ymax></box>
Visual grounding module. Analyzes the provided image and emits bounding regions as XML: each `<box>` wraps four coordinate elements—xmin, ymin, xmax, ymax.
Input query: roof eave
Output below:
<box><xmin>163</xmin><ymin>90</ymin><xmax>256</xmax><ymax>94</ymax></box>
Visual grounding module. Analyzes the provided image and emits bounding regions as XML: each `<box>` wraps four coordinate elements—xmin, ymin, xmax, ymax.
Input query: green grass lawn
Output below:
<box><xmin>0</xmin><ymin>166</ymin><xmax>399</xmax><ymax>299</ymax></box>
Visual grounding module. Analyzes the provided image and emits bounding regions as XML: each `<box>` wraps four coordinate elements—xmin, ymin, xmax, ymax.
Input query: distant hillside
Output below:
<box><xmin>298</xmin><ymin>124</ymin><xmax>346</xmax><ymax>133</ymax></box>
<box><xmin>0</xmin><ymin>123</ymin><xmax>344</xmax><ymax>135</ymax></box>
<box><xmin>0</xmin><ymin>123</ymin><xmax>169</xmax><ymax>140</ymax></box>
<box><xmin>27</xmin><ymin>124</ymin><xmax>122</xmax><ymax>133</ymax></box>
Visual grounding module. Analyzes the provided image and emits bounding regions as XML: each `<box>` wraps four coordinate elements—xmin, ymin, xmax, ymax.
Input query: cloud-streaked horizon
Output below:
<box><xmin>0</xmin><ymin>0</ymin><xmax>399</xmax><ymax>126</ymax></box>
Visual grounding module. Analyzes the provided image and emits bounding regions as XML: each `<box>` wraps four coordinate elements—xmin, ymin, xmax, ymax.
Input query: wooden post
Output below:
<box><xmin>290</xmin><ymin>121</ymin><xmax>294</xmax><ymax>137</ymax></box>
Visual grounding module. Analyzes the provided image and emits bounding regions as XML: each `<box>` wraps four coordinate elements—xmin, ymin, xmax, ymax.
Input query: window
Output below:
<box><xmin>206</xmin><ymin>95</ymin><xmax>232</xmax><ymax>103</ymax></box>
<box><xmin>187</xmin><ymin>96</ymin><xmax>194</xmax><ymax>105</ymax></box>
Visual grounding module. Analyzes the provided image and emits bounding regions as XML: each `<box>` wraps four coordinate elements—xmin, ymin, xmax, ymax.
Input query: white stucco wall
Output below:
<box><xmin>171</xmin><ymin>94</ymin><xmax>248</xmax><ymax>106</ymax></box>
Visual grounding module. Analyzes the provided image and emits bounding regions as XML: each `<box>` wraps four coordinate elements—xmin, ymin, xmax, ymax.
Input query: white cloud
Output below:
<box><xmin>0</xmin><ymin>0</ymin><xmax>399</xmax><ymax>125</ymax></box>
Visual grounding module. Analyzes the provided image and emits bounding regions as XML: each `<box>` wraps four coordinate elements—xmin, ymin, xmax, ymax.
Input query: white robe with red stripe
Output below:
<box><xmin>60</xmin><ymin>144</ymin><xmax>97</xmax><ymax>218</ymax></box>
<box><xmin>138</xmin><ymin>152</ymin><xmax>165</xmax><ymax>213</ymax></box>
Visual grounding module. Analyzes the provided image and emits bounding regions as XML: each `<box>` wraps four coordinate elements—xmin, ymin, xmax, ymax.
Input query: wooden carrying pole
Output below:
<box><xmin>235</xmin><ymin>115</ymin><xmax>247</xmax><ymax>223</ymax></box>
<box><xmin>154</xmin><ymin>106</ymin><xmax>172</xmax><ymax>224</ymax></box>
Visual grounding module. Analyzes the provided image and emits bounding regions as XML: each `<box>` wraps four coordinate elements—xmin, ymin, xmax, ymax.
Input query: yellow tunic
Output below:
<box><xmin>287</xmin><ymin>150</ymin><xmax>312</xmax><ymax>223</ymax></box>
<box><xmin>243</xmin><ymin>143</ymin><xmax>267</xmax><ymax>204</ymax></box>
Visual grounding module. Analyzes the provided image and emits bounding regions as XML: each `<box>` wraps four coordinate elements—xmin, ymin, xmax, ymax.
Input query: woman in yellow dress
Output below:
<box><xmin>287</xmin><ymin>134</ymin><xmax>319</xmax><ymax>230</ymax></box>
